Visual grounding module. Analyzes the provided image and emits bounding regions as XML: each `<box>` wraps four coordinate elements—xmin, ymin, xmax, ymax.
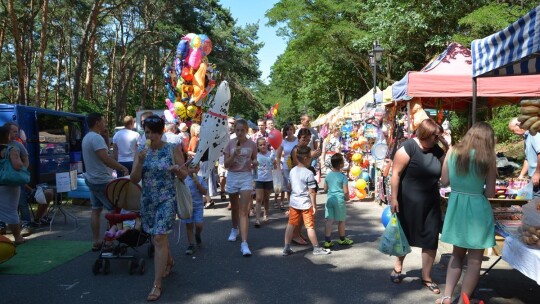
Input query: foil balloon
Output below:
<box><xmin>176</xmin><ymin>39</ymin><xmax>189</xmax><ymax>60</ymax></box>
<box><xmin>191</xmin><ymin>62</ymin><xmax>207</xmax><ymax>104</ymax></box>
<box><xmin>174</xmin><ymin>101</ymin><xmax>187</xmax><ymax>119</ymax></box>
<box><xmin>181</xmin><ymin>67</ymin><xmax>193</xmax><ymax>81</ymax></box>
<box><xmin>188</xmin><ymin>48</ymin><xmax>202</xmax><ymax>70</ymax></box>
<box><xmin>190</xmin><ymin>35</ymin><xmax>201</xmax><ymax>49</ymax></box>
<box><xmin>163</xmin><ymin>110</ymin><xmax>175</xmax><ymax>123</ymax></box>
<box><xmin>200</xmin><ymin>35</ymin><xmax>213</xmax><ymax>56</ymax></box>
<box><xmin>186</xmin><ymin>105</ymin><xmax>198</xmax><ymax>118</ymax></box>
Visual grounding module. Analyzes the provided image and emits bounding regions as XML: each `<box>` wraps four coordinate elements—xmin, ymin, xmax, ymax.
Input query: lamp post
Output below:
<box><xmin>369</xmin><ymin>41</ymin><xmax>384</xmax><ymax>105</ymax></box>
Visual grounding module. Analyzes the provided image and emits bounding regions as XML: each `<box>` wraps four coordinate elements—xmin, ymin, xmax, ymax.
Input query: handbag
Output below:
<box><xmin>378</xmin><ymin>213</ymin><xmax>411</xmax><ymax>257</ymax></box>
<box><xmin>170</xmin><ymin>145</ymin><xmax>193</xmax><ymax>219</ymax></box>
<box><xmin>272</xmin><ymin>169</ymin><xmax>284</xmax><ymax>193</ymax></box>
<box><xmin>0</xmin><ymin>146</ymin><xmax>30</xmax><ymax>186</ymax></box>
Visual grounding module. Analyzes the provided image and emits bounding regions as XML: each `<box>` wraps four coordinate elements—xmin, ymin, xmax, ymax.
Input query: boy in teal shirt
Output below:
<box><xmin>323</xmin><ymin>153</ymin><xmax>352</xmax><ymax>248</ymax></box>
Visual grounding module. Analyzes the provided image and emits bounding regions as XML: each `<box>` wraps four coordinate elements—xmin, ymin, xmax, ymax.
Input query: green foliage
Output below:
<box><xmin>489</xmin><ymin>105</ymin><xmax>521</xmax><ymax>143</ymax></box>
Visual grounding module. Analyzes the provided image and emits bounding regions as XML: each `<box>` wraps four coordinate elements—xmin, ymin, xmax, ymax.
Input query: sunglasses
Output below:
<box><xmin>144</xmin><ymin>117</ymin><xmax>163</xmax><ymax>124</ymax></box>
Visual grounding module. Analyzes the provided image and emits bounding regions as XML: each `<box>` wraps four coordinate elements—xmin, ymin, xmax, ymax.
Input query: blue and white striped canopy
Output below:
<box><xmin>472</xmin><ymin>5</ymin><xmax>540</xmax><ymax>77</ymax></box>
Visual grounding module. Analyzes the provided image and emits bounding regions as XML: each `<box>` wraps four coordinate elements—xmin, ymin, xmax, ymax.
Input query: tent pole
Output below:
<box><xmin>472</xmin><ymin>77</ymin><xmax>477</xmax><ymax>124</ymax></box>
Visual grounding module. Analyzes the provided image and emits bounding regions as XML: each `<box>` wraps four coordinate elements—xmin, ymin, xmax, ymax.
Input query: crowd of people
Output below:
<box><xmin>0</xmin><ymin>111</ymin><xmax>519</xmax><ymax>304</ymax></box>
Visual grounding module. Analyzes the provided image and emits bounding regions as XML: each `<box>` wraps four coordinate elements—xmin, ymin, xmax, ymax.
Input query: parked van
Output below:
<box><xmin>0</xmin><ymin>104</ymin><xmax>88</xmax><ymax>188</ymax></box>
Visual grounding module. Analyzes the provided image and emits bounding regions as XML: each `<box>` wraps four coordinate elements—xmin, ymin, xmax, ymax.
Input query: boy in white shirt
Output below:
<box><xmin>282</xmin><ymin>145</ymin><xmax>330</xmax><ymax>256</ymax></box>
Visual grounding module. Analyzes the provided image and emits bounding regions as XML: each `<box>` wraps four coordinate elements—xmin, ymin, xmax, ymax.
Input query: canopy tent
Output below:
<box><xmin>311</xmin><ymin>106</ymin><xmax>342</xmax><ymax>127</ymax></box>
<box><xmin>470</xmin><ymin>6</ymin><xmax>540</xmax><ymax>122</ymax></box>
<box><xmin>472</xmin><ymin>6</ymin><xmax>540</xmax><ymax>77</ymax></box>
<box><xmin>339</xmin><ymin>87</ymin><xmax>380</xmax><ymax>119</ymax></box>
<box><xmin>375</xmin><ymin>73</ymin><xmax>413</xmax><ymax>105</ymax></box>
<box><xmin>405</xmin><ymin>42</ymin><xmax>540</xmax><ymax>111</ymax></box>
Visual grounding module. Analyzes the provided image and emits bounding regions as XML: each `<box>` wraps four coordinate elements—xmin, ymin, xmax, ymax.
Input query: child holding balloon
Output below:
<box><xmin>323</xmin><ymin>153</ymin><xmax>353</xmax><ymax>249</ymax></box>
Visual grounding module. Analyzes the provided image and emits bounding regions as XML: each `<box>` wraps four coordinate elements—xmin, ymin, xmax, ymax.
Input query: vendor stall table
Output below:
<box><xmin>502</xmin><ymin>236</ymin><xmax>540</xmax><ymax>285</ymax></box>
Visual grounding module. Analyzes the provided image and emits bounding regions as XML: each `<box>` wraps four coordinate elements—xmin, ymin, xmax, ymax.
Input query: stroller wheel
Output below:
<box><xmin>128</xmin><ymin>258</ymin><xmax>138</xmax><ymax>275</ymax></box>
<box><xmin>138</xmin><ymin>258</ymin><xmax>146</xmax><ymax>275</ymax></box>
<box><xmin>102</xmin><ymin>259</ymin><xmax>111</xmax><ymax>275</ymax></box>
<box><xmin>92</xmin><ymin>259</ymin><xmax>103</xmax><ymax>275</ymax></box>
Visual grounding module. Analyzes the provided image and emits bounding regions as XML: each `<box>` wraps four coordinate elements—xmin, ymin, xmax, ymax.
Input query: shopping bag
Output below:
<box><xmin>34</xmin><ymin>186</ymin><xmax>47</xmax><ymax>204</ymax></box>
<box><xmin>378</xmin><ymin>213</ymin><xmax>411</xmax><ymax>256</ymax></box>
<box><xmin>272</xmin><ymin>169</ymin><xmax>284</xmax><ymax>193</ymax></box>
<box><xmin>517</xmin><ymin>181</ymin><xmax>533</xmax><ymax>200</ymax></box>
<box><xmin>174</xmin><ymin>178</ymin><xmax>193</xmax><ymax>219</ymax></box>
<box><xmin>170</xmin><ymin>145</ymin><xmax>192</xmax><ymax>219</ymax></box>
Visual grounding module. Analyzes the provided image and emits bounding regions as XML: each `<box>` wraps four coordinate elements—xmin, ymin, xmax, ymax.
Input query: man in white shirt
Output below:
<box><xmin>112</xmin><ymin>115</ymin><xmax>140</xmax><ymax>177</ymax></box>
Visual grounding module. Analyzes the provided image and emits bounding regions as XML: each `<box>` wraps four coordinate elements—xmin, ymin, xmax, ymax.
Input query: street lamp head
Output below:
<box><xmin>369</xmin><ymin>51</ymin><xmax>375</xmax><ymax>67</ymax></box>
<box><xmin>373</xmin><ymin>41</ymin><xmax>384</xmax><ymax>61</ymax></box>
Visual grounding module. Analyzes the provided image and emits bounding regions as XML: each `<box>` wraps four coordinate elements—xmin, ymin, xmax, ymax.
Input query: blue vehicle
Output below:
<box><xmin>0</xmin><ymin>104</ymin><xmax>88</xmax><ymax>195</ymax></box>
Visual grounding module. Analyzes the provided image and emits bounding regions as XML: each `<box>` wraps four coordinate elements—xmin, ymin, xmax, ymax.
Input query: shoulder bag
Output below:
<box><xmin>170</xmin><ymin>145</ymin><xmax>193</xmax><ymax>219</ymax></box>
<box><xmin>0</xmin><ymin>146</ymin><xmax>31</xmax><ymax>186</ymax></box>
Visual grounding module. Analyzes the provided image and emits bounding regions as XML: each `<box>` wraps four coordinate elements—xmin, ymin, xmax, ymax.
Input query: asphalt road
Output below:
<box><xmin>1</xmin><ymin>193</ymin><xmax>538</xmax><ymax>304</ymax></box>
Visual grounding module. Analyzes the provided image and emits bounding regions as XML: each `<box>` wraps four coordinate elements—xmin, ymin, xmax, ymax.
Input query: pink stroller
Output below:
<box><xmin>92</xmin><ymin>178</ymin><xmax>153</xmax><ymax>275</ymax></box>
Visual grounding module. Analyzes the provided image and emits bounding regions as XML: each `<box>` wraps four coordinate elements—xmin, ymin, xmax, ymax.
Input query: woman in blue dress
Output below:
<box><xmin>437</xmin><ymin>122</ymin><xmax>496</xmax><ymax>304</ymax></box>
<box><xmin>131</xmin><ymin>115</ymin><xmax>188</xmax><ymax>301</ymax></box>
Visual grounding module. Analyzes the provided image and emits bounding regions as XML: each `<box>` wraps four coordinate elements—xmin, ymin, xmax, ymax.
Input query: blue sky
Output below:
<box><xmin>219</xmin><ymin>0</ymin><xmax>287</xmax><ymax>83</ymax></box>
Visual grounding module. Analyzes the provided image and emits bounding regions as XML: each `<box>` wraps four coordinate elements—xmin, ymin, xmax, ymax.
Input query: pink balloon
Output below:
<box><xmin>188</xmin><ymin>48</ymin><xmax>202</xmax><ymax>70</ymax></box>
<box><xmin>268</xmin><ymin>129</ymin><xmax>283</xmax><ymax>150</ymax></box>
<box><xmin>163</xmin><ymin>110</ymin><xmax>174</xmax><ymax>123</ymax></box>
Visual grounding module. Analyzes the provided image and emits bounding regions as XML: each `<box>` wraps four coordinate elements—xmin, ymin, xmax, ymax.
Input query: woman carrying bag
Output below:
<box><xmin>0</xmin><ymin>124</ymin><xmax>27</xmax><ymax>245</ymax></box>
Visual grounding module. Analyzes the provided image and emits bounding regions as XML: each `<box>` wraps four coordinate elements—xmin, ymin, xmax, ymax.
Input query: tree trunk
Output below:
<box><xmin>24</xmin><ymin>0</ymin><xmax>36</xmax><ymax>105</ymax></box>
<box><xmin>55</xmin><ymin>31</ymin><xmax>64</xmax><ymax>111</ymax></box>
<box><xmin>141</xmin><ymin>54</ymin><xmax>147</xmax><ymax>107</ymax></box>
<box><xmin>71</xmin><ymin>0</ymin><xmax>103</xmax><ymax>112</ymax></box>
<box><xmin>84</xmin><ymin>33</ymin><xmax>96</xmax><ymax>100</ymax></box>
<box><xmin>35</xmin><ymin>0</ymin><xmax>49</xmax><ymax>107</ymax></box>
<box><xmin>106</xmin><ymin>29</ymin><xmax>118</xmax><ymax>126</ymax></box>
<box><xmin>0</xmin><ymin>19</ymin><xmax>6</xmax><ymax>63</ymax></box>
<box><xmin>7</xmin><ymin>0</ymin><xmax>26</xmax><ymax>104</ymax></box>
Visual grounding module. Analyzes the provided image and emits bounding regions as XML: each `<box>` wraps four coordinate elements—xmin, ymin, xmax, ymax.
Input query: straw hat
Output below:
<box><xmin>179</xmin><ymin>122</ymin><xmax>188</xmax><ymax>132</ymax></box>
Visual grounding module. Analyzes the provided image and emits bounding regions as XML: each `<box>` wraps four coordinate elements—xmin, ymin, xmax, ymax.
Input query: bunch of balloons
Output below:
<box><xmin>162</xmin><ymin>33</ymin><xmax>217</xmax><ymax>124</ymax></box>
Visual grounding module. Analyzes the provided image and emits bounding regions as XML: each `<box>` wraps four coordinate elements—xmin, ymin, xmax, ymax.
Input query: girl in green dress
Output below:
<box><xmin>438</xmin><ymin>122</ymin><xmax>497</xmax><ymax>304</ymax></box>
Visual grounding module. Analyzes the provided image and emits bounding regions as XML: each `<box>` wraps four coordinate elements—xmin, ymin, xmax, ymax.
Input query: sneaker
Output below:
<box><xmin>228</xmin><ymin>228</ymin><xmax>238</xmax><ymax>242</ymax></box>
<box><xmin>323</xmin><ymin>241</ymin><xmax>334</xmax><ymax>249</ymax></box>
<box><xmin>185</xmin><ymin>245</ymin><xmax>195</xmax><ymax>255</ymax></box>
<box><xmin>282</xmin><ymin>248</ymin><xmax>294</xmax><ymax>256</ymax></box>
<box><xmin>21</xmin><ymin>225</ymin><xmax>32</xmax><ymax>237</ymax></box>
<box><xmin>337</xmin><ymin>238</ymin><xmax>354</xmax><ymax>246</ymax></box>
<box><xmin>312</xmin><ymin>246</ymin><xmax>331</xmax><ymax>255</ymax></box>
<box><xmin>240</xmin><ymin>242</ymin><xmax>252</xmax><ymax>257</ymax></box>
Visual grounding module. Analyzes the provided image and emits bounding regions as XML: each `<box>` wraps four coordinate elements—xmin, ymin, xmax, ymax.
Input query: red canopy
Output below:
<box><xmin>406</xmin><ymin>43</ymin><xmax>540</xmax><ymax>110</ymax></box>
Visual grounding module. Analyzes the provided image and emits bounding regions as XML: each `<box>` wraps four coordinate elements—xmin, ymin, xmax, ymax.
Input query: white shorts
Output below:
<box><xmin>225</xmin><ymin>171</ymin><xmax>254</xmax><ymax>194</ymax></box>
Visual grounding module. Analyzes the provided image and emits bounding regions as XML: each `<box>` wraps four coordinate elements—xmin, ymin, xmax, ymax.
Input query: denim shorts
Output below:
<box><xmin>182</xmin><ymin>207</ymin><xmax>203</xmax><ymax>224</ymax></box>
<box><xmin>85</xmin><ymin>180</ymin><xmax>113</xmax><ymax>211</ymax></box>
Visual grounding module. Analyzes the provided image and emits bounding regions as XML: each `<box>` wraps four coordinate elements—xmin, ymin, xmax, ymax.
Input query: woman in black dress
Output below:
<box><xmin>389</xmin><ymin>118</ymin><xmax>448</xmax><ymax>294</ymax></box>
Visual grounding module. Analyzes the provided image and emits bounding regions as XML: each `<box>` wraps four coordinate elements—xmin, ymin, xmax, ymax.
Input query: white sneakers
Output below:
<box><xmin>240</xmin><ymin>241</ymin><xmax>252</xmax><ymax>257</ymax></box>
<box><xmin>228</xmin><ymin>228</ymin><xmax>239</xmax><ymax>242</ymax></box>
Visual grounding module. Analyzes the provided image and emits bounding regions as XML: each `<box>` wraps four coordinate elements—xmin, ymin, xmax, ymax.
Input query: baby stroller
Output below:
<box><xmin>92</xmin><ymin>178</ymin><xmax>154</xmax><ymax>275</ymax></box>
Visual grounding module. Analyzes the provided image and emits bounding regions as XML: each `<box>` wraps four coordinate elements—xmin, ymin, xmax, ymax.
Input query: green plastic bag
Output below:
<box><xmin>378</xmin><ymin>213</ymin><xmax>411</xmax><ymax>256</ymax></box>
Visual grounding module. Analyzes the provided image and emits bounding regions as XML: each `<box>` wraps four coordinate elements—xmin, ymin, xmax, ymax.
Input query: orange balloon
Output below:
<box><xmin>357</xmin><ymin>189</ymin><xmax>366</xmax><ymax>199</ymax></box>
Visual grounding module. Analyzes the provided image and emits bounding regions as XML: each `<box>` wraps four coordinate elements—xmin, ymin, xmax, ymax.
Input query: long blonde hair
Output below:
<box><xmin>452</xmin><ymin>121</ymin><xmax>495</xmax><ymax>178</ymax></box>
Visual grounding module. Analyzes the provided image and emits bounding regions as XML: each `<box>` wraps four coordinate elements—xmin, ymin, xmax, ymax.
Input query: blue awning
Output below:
<box><xmin>472</xmin><ymin>5</ymin><xmax>540</xmax><ymax>77</ymax></box>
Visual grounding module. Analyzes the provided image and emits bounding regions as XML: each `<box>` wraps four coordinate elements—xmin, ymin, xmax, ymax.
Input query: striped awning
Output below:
<box><xmin>472</xmin><ymin>5</ymin><xmax>540</xmax><ymax>77</ymax></box>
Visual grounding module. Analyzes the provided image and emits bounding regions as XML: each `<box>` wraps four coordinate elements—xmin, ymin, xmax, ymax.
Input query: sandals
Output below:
<box><xmin>422</xmin><ymin>280</ymin><xmax>441</xmax><ymax>294</ymax></box>
<box><xmin>147</xmin><ymin>285</ymin><xmax>162</xmax><ymax>302</ymax></box>
<box><xmin>390</xmin><ymin>268</ymin><xmax>403</xmax><ymax>283</ymax></box>
<box><xmin>435</xmin><ymin>296</ymin><xmax>452</xmax><ymax>304</ymax></box>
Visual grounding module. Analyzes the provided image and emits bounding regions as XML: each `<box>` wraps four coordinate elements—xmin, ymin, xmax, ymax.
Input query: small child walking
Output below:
<box><xmin>283</xmin><ymin>146</ymin><xmax>330</xmax><ymax>256</ymax></box>
<box><xmin>323</xmin><ymin>153</ymin><xmax>353</xmax><ymax>249</ymax></box>
<box><xmin>254</xmin><ymin>137</ymin><xmax>276</xmax><ymax>227</ymax></box>
<box><xmin>183</xmin><ymin>162</ymin><xmax>208</xmax><ymax>255</ymax></box>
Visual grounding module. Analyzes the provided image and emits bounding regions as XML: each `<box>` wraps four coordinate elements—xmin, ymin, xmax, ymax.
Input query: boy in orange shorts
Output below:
<box><xmin>282</xmin><ymin>145</ymin><xmax>330</xmax><ymax>256</ymax></box>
